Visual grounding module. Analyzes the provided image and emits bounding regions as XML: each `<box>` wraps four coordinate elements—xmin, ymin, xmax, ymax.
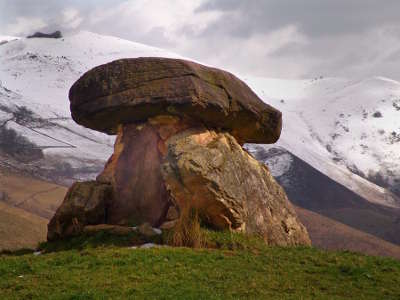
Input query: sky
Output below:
<box><xmin>1</xmin><ymin>0</ymin><xmax>400</xmax><ymax>79</ymax></box>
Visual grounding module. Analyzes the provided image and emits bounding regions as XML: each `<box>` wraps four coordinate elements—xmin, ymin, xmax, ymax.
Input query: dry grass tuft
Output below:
<box><xmin>165</xmin><ymin>205</ymin><xmax>206</xmax><ymax>248</ymax></box>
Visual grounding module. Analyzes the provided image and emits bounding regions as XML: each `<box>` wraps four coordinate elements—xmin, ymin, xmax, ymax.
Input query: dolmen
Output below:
<box><xmin>48</xmin><ymin>57</ymin><xmax>310</xmax><ymax>246</ymax></box>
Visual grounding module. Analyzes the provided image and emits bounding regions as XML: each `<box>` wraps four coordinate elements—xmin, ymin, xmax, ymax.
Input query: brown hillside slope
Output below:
<box><xmin>0</xmin><ymin>171</ymin><xmax>66</xmax><ymax>250</ymax></box>
<box><xmin>0</xmin><ymin>172</ymin><xmax>66</xmax><ymax>218</ymax></box>
<box><xmin>295</xmin><ymin>206</ymin><xmax>400</xmax><ymax>259</ymax></box>
<box><xmin>249</xmin><ymin>146</ymin><xmax>400</xmax><ymax>246</ymax></box>
<box><xmin>0</xmin><ymin>202</ymin><xmax>47</xmax><ymax>250</ymax></box>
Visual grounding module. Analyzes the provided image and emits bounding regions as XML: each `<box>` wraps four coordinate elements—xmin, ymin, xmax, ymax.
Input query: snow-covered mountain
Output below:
<box><xmin>244</xmin><ymin>76</ymin><xmax>400</xmax><ymax>208</ymax></box>
<box><xmin>0</xmin><ymin>31</ymin><xmax>399</xmax><ymax>209</ymax></box>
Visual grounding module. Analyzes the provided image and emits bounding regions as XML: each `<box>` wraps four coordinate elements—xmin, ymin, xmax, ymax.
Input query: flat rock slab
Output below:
<box><xmin>69</xmin><ymin>57</ymin><xmax>282</xmax><ymax>144</ymax></box>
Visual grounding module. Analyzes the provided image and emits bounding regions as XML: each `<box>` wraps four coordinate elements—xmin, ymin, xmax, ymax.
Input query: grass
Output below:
<box><xmin>38</xmin><ymin>230</ymin><xmax>163</xmax><ymax>253</ymax></box>
<box><xmin>1</xmin><ymin>230</ymin><xmax>399</xmax><ymax>299</ymax></box>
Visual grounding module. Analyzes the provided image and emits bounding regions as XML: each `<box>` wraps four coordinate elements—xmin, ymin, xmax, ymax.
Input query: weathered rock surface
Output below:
<box><xmin>162</xmin><ymin>127</ymin><xmax>311</xmax><ymax>246</ymax></box>
<box><xmin>47</xmin><ymin>181</ymin><xmax>112</xmax><ymax>241</ymax></box>
<box><xmin>96</xmin><ymin>116</ymin><xmax>189</xmax><ymax>227</ymax></box>
<box><xmin>69</xmin><ymin>57</ymin><xmax>282</xmax><ymax>144</ymax></box>
<box><xmin>48</xmin><ymin>57</ymin><xmax>309</xmax><ymax>246</ymax></box>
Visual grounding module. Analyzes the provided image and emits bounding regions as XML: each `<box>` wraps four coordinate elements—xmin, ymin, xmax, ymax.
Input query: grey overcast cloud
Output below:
<box><xmin>1</xmin><ymin>0</ymin><xmax>400</xmax><ymax>79</ymax></box>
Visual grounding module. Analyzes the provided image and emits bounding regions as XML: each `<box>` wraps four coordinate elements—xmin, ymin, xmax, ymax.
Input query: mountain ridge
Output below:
<box><xmin>1</xmin><ymin>31</ymin><xmax>399</xmax><ymax>208</ymax></box>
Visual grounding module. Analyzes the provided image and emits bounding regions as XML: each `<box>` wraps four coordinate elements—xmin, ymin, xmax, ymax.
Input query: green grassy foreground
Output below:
<box><xmin>0</xmin><ymin>231</ymin><xmax>399</xmax><ymax>299</ymax></box>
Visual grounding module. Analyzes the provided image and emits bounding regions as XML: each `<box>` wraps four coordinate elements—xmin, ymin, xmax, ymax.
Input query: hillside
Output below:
<box><xmin>0</xmin><ymin>233</ymin><xmax>399</xmax><ymax>299</ymax></box>
<box><xmin>0</xmin><ymin>202</ymin><xmax>47</xmax><ymax>250</ymax></box>
<box><xmin>248</xmin><ymin>145</ymin><xmax>400</xmax><ymax>246</ymax></box>
<box><xmin>0</xmin><ymin>171</ymin><xmax>66</xmax><ymax>250</ymax></box>
<box><xmin>295</xmin><ymin>206</ymin><xmax>400</xmax><ymax>259</ymax></box>
<box><xmin>244</xmin><ymin>76</ymin><xmax>400</xmax><ymax>208</ymax></box>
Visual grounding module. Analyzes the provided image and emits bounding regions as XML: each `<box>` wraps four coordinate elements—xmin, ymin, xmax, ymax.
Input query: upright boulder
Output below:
<box><xmin>48</xmin><ymin>57</ymin><xmax>310</xmax><ymax>246</ymax></box>
<box><xmin>162</xmin><ymin>127</ymin><xmax>310</xmax><ymax>246</ymax></box>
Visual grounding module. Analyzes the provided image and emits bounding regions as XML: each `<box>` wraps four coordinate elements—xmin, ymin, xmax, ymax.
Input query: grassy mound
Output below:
<box><xmin>0</xmin><ymin>231</ymin><xmax>399</xmax><ymax>299</ymax></box>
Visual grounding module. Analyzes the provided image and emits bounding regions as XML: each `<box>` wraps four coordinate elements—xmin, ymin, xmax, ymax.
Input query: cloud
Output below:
<box><xmin>62</xmin><ymin>8</ymin><xmax>83</xmax><ymax>29</ymax></box>
<box><xmin>1</xmin><ymin>0</ymin><xmax>400</xmax><ymax>79</ymax></box>
<box><xmin>191</xmin><ymin>0</ymin><xmax>400</xmax><ymax>78</ymax></box>
<box><xmin>81</xmin><ymin>0</ymin><xmax>220</xmax><ymax>48</ymax></box>
<box><xmin>4</xmin><ymin>17</ymin><xmax>47</xmax><ymax>36</ymax></box>
<box><xmin>196</xmin><ymin>0</ymin><xmax>400</xmax><ymax>37</ymax></box>
<box><xmin>0</xmin><ymin>0</ymin><xmax>122</xmax><ymax>36</ymax></box>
